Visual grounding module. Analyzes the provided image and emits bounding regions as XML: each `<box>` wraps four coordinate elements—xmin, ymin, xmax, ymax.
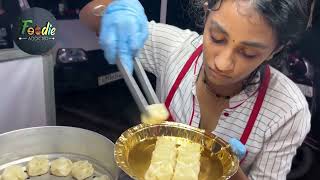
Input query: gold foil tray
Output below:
<box><xmin>114</xmin><ymin>121</ymin><xmax>239</xmax><ymax>180</ymax></box>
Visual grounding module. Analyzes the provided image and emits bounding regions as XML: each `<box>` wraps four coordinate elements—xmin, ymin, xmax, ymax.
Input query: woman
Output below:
<box><xmin>80</xmin><ymin>0</ymin><xmax>314</xmax><ymax>179</ymax></box>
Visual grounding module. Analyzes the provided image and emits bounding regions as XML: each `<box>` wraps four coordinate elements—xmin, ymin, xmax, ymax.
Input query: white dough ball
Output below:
<box><xmin>1</xmin><ymin>165</ymin><xmax>28</xmax><ymax>180</ymax></box>
<box><xmin>71</xmin><ymin>161</ymin><xmax>94</xmax><ymax>180</ymax></box>
<box><xmin>141</xmin><ymin>104</ymin><xmax>169</xmax><ymax>125</ymax></box>
<box><xmin>50</xmin><ymin>157</ymin><xmax>73</xmax><ymax>176</ymax></box>
<box><xmin>26</xmin><ymin>156</ymin><xmax>50</xmax><ymax>176</ymax></box>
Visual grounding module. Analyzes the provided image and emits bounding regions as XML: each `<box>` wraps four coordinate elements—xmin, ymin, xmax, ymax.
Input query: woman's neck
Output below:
<box><xmin>199</xmin><ymin>67</ymin><xmax>243</xmax><ymax>99</ymax></box>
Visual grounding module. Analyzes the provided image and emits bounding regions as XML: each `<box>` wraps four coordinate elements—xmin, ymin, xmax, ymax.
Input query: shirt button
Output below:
<box><xmin>224</xmin><ymin>112</ymin><xmax>229</xmax><ymax>117</ymax></box>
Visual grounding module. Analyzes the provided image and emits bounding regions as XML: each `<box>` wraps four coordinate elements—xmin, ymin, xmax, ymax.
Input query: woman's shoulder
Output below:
<box><xmin>263</xmin><ymin>66</ymin><xmax>310</xmax><ymax>130</ymax></box>
<box><xmin>263</xmin><ymin>66</ymin><xmax>311</xmax><ymax>139</ymax></box>
<box><xmin>267</xmin><ymin>66</ymin><xmax>309</xmax><ymax>111</ymax></box>
<box><xmin>148</xmin><ymin>21</ymin><xmax>200</xmax><ymax>40</ymax></box>
<box><xmin>147</xmin><ymin>21</ymin><xmax>202</xmax><ymax>51</ymax></box>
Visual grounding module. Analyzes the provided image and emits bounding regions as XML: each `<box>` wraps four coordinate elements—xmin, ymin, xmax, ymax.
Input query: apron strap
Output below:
<box><xmin>239</xmin><ymin>65</ymin><xmax>271</xmax><ymax>164</ymax></box>
<box><xmin>165</xmin><ymin>44</ymin><xmax>203</xmax><ymax>121</ymax></box>
<box><xmin>240</xmin><ymin>65</ymin><xmax>271</xmax><ymax>144</ymax></box>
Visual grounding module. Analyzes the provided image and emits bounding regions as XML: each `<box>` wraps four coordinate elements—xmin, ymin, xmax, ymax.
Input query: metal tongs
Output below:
<box><xmin>115</xmin><ymin>58</ymin><xmax>160</xmax><ymax>114</ymax></box>
<box><xmin>89</xmin><ymin>6</ymin><xmax>159</xmax><ymax>114</ymax></box>
<box><xmin>88</xmin><ymin>5</ymin><xmax>158</xmax><ymax>113</ymax></box>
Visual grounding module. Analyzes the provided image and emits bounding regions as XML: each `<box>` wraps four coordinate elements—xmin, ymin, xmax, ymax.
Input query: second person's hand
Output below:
<box><xmin>99</xmin><ymin>0</ymin><xmax>149</xmax><ymax>73</ymax></box>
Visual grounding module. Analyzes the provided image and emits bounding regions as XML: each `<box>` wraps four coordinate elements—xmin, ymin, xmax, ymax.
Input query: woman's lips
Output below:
<box><xmin>208</xmin><ymin>66</ymin><xmax>231</xmax><ymax>79</ymax></box>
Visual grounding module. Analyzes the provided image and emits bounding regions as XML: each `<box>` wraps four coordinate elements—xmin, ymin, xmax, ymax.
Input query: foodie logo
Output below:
<box><xmin>19</xmin><ymin>21</ymin><xmax>56</xmax><ymax>41</ymax></box>
<box><xmin>13</xmin><ymin>7</ymin><xmax>57</xmax><ymax>55</ymax></box>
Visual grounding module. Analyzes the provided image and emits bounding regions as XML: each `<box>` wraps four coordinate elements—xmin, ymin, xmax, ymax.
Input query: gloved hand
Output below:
<box><xmin>99</xmin><ymin>0</ymin><xmax>149</xmax><ymax>73</ymax></box>
<box><xmin>229</xmin><ymin>138</ymin><xmax>247</xmax><ymax>160</ymax></box>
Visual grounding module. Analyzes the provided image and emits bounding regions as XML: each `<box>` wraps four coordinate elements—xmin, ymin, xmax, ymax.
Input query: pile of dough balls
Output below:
<box><xmin>141</xmin><ymin>104</ymin><xmax>170</xmax><ymax>125</ymax></box>
<box><xmin>0</xmin><ymin>156</ymin><xmax>109</xmax><ymax>180</ymax></box>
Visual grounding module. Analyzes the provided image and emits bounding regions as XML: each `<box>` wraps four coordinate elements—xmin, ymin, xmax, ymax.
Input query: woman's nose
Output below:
<box><xmin>214</xmin><ymin>49</ymin><xmax>234</xmax><ymax>73</ymax></box>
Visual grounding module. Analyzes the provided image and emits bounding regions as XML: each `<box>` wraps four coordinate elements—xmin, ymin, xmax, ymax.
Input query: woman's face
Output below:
<box><xmin>203</xmin><ymin>0</ymin><xmax>278</xmax><ymax>86</ymax></box>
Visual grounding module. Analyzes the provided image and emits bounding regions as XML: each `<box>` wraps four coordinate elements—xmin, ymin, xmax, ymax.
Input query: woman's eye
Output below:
<box><xmin>211</xmin><ymin>35</ymin><xmax>225</xmax><ymax>44</ymax></box>
<box><xmin>243</xmin><ymin>53</ymin><xmax>256</xmax><ymax>59</ymax></box>
<box><xmin>239</xmin><ymin>50</ymin><xmax>257</xmax><ymax>59</ymax></box>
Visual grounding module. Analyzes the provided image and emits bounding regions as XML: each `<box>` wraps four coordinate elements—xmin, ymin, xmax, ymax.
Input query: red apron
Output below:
<box><xmin>164</xmin><ymin>44</ymin><xmax>271</xmax><ymax>163</ymax></box>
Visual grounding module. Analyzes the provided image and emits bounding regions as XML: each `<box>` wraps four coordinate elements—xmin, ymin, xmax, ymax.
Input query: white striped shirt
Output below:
<box><xmin>135</xmin><ymin>21</ymin><xmax>311</xmax><ymax>180</ymax></box>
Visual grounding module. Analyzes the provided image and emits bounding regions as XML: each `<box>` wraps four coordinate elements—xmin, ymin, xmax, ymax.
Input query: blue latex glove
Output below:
<box><xmin>229</xmin><ymin>138</ymin><xmax>247</xmax><ymax>160</ymax></box>
<box><xmin>99</xmin><ymin>0</ymin><xmax>149</xmax><ymax>73</ymax></box>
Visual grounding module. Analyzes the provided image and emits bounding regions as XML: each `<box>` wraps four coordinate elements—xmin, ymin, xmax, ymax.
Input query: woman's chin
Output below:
<box><xmin>206</xmin><ymin>76</ymin><xmax>232</xmax><ymax>87</ymax></box>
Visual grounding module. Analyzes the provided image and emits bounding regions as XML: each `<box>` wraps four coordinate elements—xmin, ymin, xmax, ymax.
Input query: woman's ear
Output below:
<box><xmin>203</xmin><ymin>1</ymin><xmax>209</xmax><ymax>23</ymax></box>
<box><xmin>266</xmin><ymin>45</ymin><xmax>284</xmax><ymax>61</ymax></box>
<box><xmin>267</xmin><ymin>40</ymin><xmax>292</xmax><ymax>61</ymax></box>
<box><xmin>203</xmin><ymin>1</ymin><xmax>209</xmax><ymax>11</ymax></box>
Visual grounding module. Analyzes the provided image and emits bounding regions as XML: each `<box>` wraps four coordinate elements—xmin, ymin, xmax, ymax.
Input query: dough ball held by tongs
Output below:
<box><xmin>115</xmin><ymin>57</ymin><xmax>169</xmax><ymax>125</ymax></box>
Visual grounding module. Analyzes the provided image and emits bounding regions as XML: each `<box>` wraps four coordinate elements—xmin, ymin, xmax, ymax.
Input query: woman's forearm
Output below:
<box><xmin>79</xmin><ymin>0</ymin><xmax>112</xmax><ymax>34</ymax></box>
<box><xmin>230</xmin><ymin>168</ymin><xmax>249</xmax><ymax>180</ymax></box>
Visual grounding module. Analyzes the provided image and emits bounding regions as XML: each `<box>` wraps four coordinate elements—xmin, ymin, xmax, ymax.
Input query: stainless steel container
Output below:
<box><xmin>0</xmin><ymin>126</ymin><xmax>120</xmax><ymax>180</ymax></box>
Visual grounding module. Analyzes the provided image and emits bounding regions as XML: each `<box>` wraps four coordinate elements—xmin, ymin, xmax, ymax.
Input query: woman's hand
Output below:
<box><xmin>99</xmin><ymin>0</ymin><xmax>149</xmax><ymax>73</ymax></box>
<box><xmin>229</xmin><ymin>138</ymin><xmax>246</xmax><ymax>160</ymax></box>
<box><xmin>228</xmin><ymin>138</ymin><xmax>249</xmax><ymax>180</ymax></box>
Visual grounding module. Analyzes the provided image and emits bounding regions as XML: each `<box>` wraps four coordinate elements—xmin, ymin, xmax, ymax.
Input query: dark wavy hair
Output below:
<box><xmin>190</xmin><ymin>0</ymin><xmax>315</xmax><ymax>88</ymax></box>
